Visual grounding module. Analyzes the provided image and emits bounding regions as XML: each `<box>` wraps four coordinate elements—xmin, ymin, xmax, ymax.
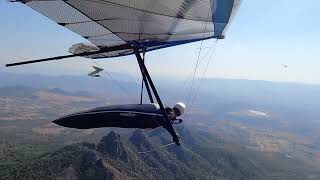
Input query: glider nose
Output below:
<box><xmin>52</xmin><ymin>117</ymin><xmax>67</xmax><ymax>127</ymax></box>
<box><xmin>52</xmin><ymin>115</ymin><xmax>76</xmax><ymax>128</ymax></box>
<box><xmin>52</xmin><ymin>112</ymin><xmax>97</xmax><ymax>129</ymax></box>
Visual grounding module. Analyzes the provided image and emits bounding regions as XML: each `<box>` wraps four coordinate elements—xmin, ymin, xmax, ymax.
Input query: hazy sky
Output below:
<box><xmin>1</xmin><ymin>0</ymin><xmax>320</xmax><ymax>84</ymax></box>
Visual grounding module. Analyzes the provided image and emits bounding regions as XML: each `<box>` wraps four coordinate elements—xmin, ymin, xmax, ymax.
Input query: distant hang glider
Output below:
<box><xmin>88</xmin><ymin>66</ymin><xmax>104</xmax><ymax>77</ymax></box>
<box><xmin>6</xmin><ymin>0</ymin><xmax>241</xmax><ymax>145</ymax></box>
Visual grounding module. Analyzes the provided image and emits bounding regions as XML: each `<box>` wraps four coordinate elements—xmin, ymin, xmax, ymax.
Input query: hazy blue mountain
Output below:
<box><xmin>1</xmin><ymin>72</ymin><xmax>320</xmax><ymax>179</ymax></box>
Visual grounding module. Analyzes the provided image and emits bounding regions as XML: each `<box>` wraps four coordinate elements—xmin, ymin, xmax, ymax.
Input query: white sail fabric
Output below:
<box><xmin>18</xmin><ymin>0</ymin><xmax>241</xmax><ymax>58</ymax></box>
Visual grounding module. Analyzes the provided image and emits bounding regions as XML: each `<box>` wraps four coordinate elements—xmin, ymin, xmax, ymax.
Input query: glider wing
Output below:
<box><xmin>17</xmin><ymin>0</ymin><xmax>241</xmax><ymax>58</ymax></box>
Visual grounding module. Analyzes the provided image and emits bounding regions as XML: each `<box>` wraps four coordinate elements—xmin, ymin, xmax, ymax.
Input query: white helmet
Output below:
<box><xmin>173</xmin><ymin>102</ymin><xmax>186</xmax><ymax>116</ymax></box>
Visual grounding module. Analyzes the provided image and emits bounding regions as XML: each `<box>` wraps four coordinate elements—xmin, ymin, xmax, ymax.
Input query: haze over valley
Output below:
<box><xmin>1</xmin><ymin>72</ymin><xmax>320</xmax><ymax>179</ymax></box>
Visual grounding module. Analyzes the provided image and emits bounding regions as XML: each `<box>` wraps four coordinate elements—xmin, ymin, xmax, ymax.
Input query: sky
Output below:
<box><xmin>1</xmin><ymin>0</ymin><xmax>320</xmax><ymax>84</ymax></box>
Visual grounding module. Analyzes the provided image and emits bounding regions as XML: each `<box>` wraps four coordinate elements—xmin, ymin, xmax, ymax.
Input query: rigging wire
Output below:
<box><xmin>178</xmin><ymin>43</ymin><xmax>216</xmax><ymax>139</ymax></box>
<box><xmin>185</xmin><ymin>41</ymin><xmax>204</xmax><ymax>110</ymax></box>
<box><xmin>138</xmin><ymin>142</ymin><xmax>176</xmax><ymax>154</ymax></box>
<box><xmin>184</xmin><ymin>7</ymin><xmax>211</xmax><ymax>115</ymax></box>
<box><xmin>114</xmin><ymin>59</ymin><xmax>143</xmax><ymax>91</ymax></box>
<box><xmin>111</xmin><ymin>57</ymin><xmax>145</xmax><ymax>103</ymax></box>
<box><xmin>178</xmin><ymin>40</ymin><xmax>218</xmax><ymax>138</ymax></box>
<box><xmin>182</xmin><ymin>40</ymin><xmax>218</xmax><ymax>101</ymax></box>
<box><xmin>91</xmin><ymin>59</ymin><xmax>132</xmax><ymax>98</ymax></box>
<box><xmin>166</xmin><ymin>40</ymin><xmax>217</xmax><ymax>102</ymax></box>
<box><xmin>189</xmin><ymin>39</ymin><xmax>219</xmax><ymax>110</ymax></box>
<box><xmin>178</xmin><ymin>8</ymin><xmax>212</xmax><ymax>140</ymax></box>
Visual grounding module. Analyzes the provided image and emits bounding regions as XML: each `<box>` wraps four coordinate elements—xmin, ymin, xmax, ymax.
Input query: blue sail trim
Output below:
<box><xmin>212</xmin><ymin>0</ymin><xmax>235</xmax><ymax>38</ymax></box>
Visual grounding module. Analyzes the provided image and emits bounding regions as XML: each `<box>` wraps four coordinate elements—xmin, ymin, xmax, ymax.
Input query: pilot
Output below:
<box><xmin>165</xmin><ymin>102</ymin><xmax>186</xmax><ymax>124</ymax></box>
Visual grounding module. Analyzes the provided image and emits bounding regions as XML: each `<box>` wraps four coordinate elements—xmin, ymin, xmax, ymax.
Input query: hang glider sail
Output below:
<box><xmin>88</xmin><ymin>66</ymin><xmax>104</xmax><ymax>77</ymax></box>
<box><xmin>7</xmin><ymin>0</ymin><xmax>240</xmax><ymax>62</ymax></box>
<box><xmin>6</xmin><ymin>0</ymin><xmax>241</xmax><ymax>145</ymax></box>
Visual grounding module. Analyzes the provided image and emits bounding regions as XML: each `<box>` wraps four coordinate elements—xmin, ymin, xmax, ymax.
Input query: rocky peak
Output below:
<box><xmin>128</xmin><ymin>130</ymin><xmax>152</xmax><ymax>150</ymax></box>
<box><xmin>100</xmin><ymin>131</ymin><xmax>120</xmax><ymax>145</ymax></box>
<box><xmin>97</xmin><ymin>131</ymin><xmax>129</xmax><ymax>161</ymax></box>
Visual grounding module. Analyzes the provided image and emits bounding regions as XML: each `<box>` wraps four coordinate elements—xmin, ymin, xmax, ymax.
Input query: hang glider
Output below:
<box><xmin>7</xmin><ymin>0</ymin><xmax>240</xmax><ymax>65</ymax></box>
<box><xmin>6</xmin><ymin>0</ymin><xmax>241</xmax><ymax>145</ymax></box>
<box><xmin>88</xmin><ymin>66</ymin><xmax>104</xmax><ymax>77</ymax></box>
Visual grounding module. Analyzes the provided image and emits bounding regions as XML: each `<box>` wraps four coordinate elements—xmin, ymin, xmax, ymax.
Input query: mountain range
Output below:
<box><xmin>1</xmin><ymin>72</ymin><xmax>320</xmax><ymax>179</ymax></box>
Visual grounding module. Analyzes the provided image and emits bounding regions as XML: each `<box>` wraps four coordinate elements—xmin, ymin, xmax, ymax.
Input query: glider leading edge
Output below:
<box><xmin>6</xmin><ymin>0</ymin><xmax>241</xmax><ymax>145</ymax></box>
